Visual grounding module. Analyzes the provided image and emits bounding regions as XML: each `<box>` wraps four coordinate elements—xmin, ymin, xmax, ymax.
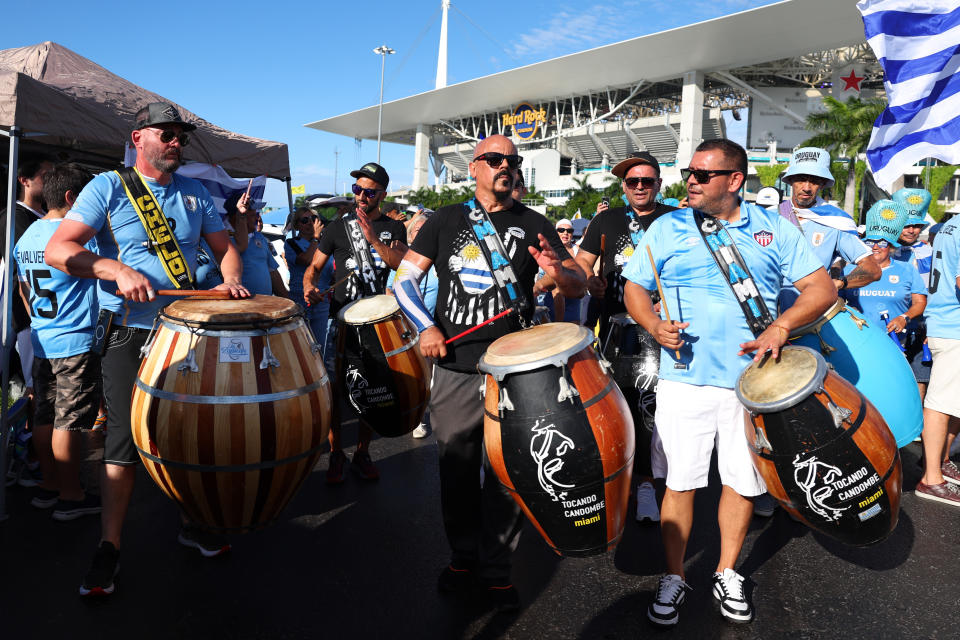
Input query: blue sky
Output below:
<box><xmin>7</xmin><ymin>0</ymin><xmax>776</xmax><ymax>207</ymax></box>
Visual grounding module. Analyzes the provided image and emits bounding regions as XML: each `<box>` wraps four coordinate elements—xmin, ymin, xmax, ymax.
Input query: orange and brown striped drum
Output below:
<box><xmin>131</xmin><ymin>295</ymin><xmax>332</xmax><ymax>533</ymax></box>
<box><xmin>736</xmin><ymin>346</ymin><xmax>901</xmax><ymax>546</ymax></box>
<box><xmin>336</xmin><ymin>295</ymin><xmax>431</xmax><ymax>437</ymax></box>
<box><xmin>480</xmin><ymin>323</ymin><xmax>635</xmax><ymax>557</ymax></box>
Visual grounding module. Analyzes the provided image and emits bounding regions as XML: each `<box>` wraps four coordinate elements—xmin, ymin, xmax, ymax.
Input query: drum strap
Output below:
<box><xmin>462</xmin><ymin>199</ymin><xmax>530</xmax><ymax>325</ymax></box>
<box><xmin>342</xmin><ymin>213</ymin><xmax>383</xmax><ymax>297</ymax></box>
<box><xmin>114</xmin><ymin>167</ymin><xmax>195</xmax><ymax>290</ymax></box>
<box><xmin>693</xmin><ymin>210</ymin><xmax>774</xmax><ymax>338</ymax></box>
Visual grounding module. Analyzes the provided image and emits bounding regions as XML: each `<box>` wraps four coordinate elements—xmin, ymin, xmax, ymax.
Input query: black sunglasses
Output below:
<box><xmin>474</xmin><ymin>152</ymin><xmax>523</xmax><ymax>170</ymax></box>
<box><xmin>681</xmin><ymin>168</ymin><xmax>738</xmax><ymax>183</ymax></box>
<box><xmin>351</xmin><ymin>183</ymin><xmax>383</xmax><ymax>199</ymax></box>
<box><xmin>624</xmin><ymin>176</ymin><xmax>657</xmax><ymax>189</ymax></box>
<box><xmin>556</xmin><ymin>227</ymin><xmax>574</xmax><ymax>234</ymax></box>
<box><xmin>298</xmin><ymin>216</ymin><xmax>317</xmax><ymax>224</ymax></box>
<box><xmin>153</xmin><ymin>128</ymin><xmax>190</xmax><ymax>146</ymax></box>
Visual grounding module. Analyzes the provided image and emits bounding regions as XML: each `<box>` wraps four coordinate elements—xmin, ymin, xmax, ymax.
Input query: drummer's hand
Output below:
<box><xmin>586</xmin><ymin>274</ymin><xmax>607</xmax><ymax>298</ymax></box>
<box><xmin>305</xmin><ymin>286</ymin><xmax>322</xmax><ymax>305</ymax></box>
<box><xmin>115</xmin><ymin>265</ymin><xmax>155</xmax><ymax>303</ymax></box>
<box><xmin>655</xmin><ymin>319</ymin><xmax>688</xmax><ymax>350</ymax></box>
<box><xmin>886</xmin><ymin>315</ymin><xmax>908</xmax><ymax>333</ymax></box>
<box><xmin>739</xmin><ymin>323</ymin><xmax>788</xmax><ymax>361</ymax></box>
<box><xmin>420</xmin><ymin>326</ymin><xmax>447</xmax><ymax>359</ymax></box>
<box><xmin>236</xmin><ymin>192</ymin><xmax>254</xmax><ymax>217</ymax></box>
<box><xmin>213</xmin><ymin>280</ymin><xmax>250</xmax><ymax>299</ymax></box>
<box><xmin>529</xmin><ymin>234</ymin><xmax>563</xmax><ymax>278</ymax></box>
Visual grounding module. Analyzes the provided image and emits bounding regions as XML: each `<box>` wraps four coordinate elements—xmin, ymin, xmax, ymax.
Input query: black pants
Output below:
<box><xmin>621</xmin><ymin>386</ymin><xmax>655</xmax><ymax>479</ymax></box>
<box><xmin>429</xmin><ymin>366</ymin><xmax>524</xmax><ymax>581</ymax></box>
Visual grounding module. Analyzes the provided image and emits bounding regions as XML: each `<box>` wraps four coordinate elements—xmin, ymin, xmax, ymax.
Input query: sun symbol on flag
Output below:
<box><xmin>907</xmin><ymin>194</ymin><xmax>925</xmax><ymax>205</ymax></box>
<box><xmin>462</xmin><ymin>243</ymin><xmax>482</xmax><ymax>261</ymax></box>
<box><xmin>624</xmin><ymin>247</ymin><xmax>634</xmax><ymax>258</ymax></box>
<box><xmin>881</xmin><ymin>208</ymin><xmax>897</xmax><ymax>220</ymax></box>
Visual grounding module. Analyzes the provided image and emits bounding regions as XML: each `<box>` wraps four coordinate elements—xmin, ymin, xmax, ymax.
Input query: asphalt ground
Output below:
<box><xmin>2</xmin><ymin>412</ymin><xmax>959</xmax><ymax>640</ymax></box>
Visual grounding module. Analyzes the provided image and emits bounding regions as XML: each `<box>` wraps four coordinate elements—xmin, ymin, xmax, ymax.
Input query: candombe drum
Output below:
<box><xmin>336</xmin><ymin>295</ymin><xmax>430</xmax><ymax>437</ymax></box>
<box><xmin>601</xmin><ymin>312</ymin><xmax>660</xmax><ymax>394</ymax></box>
<box><xmin>131</xmin><ymin>295</ymin><xmax>332</xmax><ymax>533</ymax></box>
<box><xmin>789</xmin><ymin>299</ymin><xmax>922</xmax><ymax>446</ymax></box>
<box><xmin>480</xmin><ymin>323</ymin><xmax>635</xmax><ymax>557</ymax></box>
<box><xmin>736</xmin><ymin>345</ymin><xmax>901</xmax><ymax>546</ymax></box>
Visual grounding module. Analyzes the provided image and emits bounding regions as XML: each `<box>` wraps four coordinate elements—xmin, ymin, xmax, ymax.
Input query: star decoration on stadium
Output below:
<box><xmin>841</xmin><ymin>69</ymin><xmax>864</xmax><ymax>92</ymax></box>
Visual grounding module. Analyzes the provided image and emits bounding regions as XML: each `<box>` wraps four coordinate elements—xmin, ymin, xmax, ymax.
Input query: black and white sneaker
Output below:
<box><xmin>712</xmin><ymin>568</ymin><xmax>753</xmax><ymax>623</ymax></box>
<box><xmin>79</xmin><ymin>541</ymin><xmax>119</xmax><ymax>597</ymax></box>
<box><xmin>647</xmin><ymin>574</ymin><xmax>690</xmax><ymax>627</ymax></box>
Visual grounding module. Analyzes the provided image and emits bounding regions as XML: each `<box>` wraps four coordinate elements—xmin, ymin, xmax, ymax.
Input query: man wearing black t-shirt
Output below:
<box><xmin>394</xmin><ymin>134</ymin><xmax>586</xmax><ymax>612</ymax></box>
<box><xmin>304</xmin><ymin>162</ymin><xmax>407</xmax><ymax>484</ymax></box>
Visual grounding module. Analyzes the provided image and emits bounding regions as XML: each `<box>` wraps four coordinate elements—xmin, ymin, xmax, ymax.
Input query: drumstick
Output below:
<box><xmin>116</xmin><ymin>289</ymin><xmax>233</xmax><ymax>299</ymax></box>
<box><xmin>245</xmin><ymin>178</ymin><xmax>254</xmax><ymax>198</ymax></box>
<box><xmin>445</xmin><ymin>308</ymin><xmax>514</xmax><ymax>345</ymax></box>
<box><xmin>646</xmin><ymin>245</ymin><xmax>684</xmax><ymax>366</ymax></box>
<box><xmin>306</xmin><ymin>273</ymin><xmax>353</xmax><ymax>307</ymax></box>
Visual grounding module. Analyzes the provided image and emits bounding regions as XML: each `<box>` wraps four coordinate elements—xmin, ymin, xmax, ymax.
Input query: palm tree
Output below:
<box><xmin>802</xmin><ymin>96</ymin><xmax>886</xmax><ymax>215</ymax></box>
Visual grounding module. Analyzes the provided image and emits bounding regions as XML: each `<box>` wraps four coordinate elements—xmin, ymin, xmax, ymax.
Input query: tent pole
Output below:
<box><xmin>286</xmin><ymin>178</ymin><xmax>295</xmax><ymax>224</ymax></box>
<box><xmin>1</xmin><ymin>125</ymin><xmax>22</xmax><ymax>522</ymax></box>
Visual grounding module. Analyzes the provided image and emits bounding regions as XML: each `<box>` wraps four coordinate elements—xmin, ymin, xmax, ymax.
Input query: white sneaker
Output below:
<box><xmin>752</xmin><ymin>492</ymin><xmax>778</xmax><ymax>517</ymax></box>
<box><xmin>712</xmin><ymin>568</ymin><xmax>753</xmax><ymax>623</ymax></box>
<box><xmin>647</xmin><ymin>574</ymin><xmax>690</xmax><ymax>627</ymax></box>
<box><xmin>412</xmin><ymin>424</ymin><xmax>430</xmax><ymax>439</ymax></box>
<box><xmin>635</xmin><ymin>482</ymin><xmax>660</xmax><ymax>522</ymax></box>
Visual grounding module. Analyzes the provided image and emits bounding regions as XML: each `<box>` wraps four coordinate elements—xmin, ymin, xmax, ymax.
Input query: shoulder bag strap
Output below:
<box><xmin>342</xmin><ymin>213</ymin><xmax>382</xmax><ymax>296</ymax></box>
<box><xmin>463</xmin><ymin>199</ymin><xmax>530</xmax><ymax>324</ymax></box>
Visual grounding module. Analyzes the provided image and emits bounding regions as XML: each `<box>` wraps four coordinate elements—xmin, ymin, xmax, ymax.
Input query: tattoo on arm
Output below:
<box><xmin>844</xmin><ymin>265</ymin><xmax>874</xmax><ymax>289</ymax></box>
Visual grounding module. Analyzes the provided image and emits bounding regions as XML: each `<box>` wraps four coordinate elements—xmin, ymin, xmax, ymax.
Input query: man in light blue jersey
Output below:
<box><xmin>46</xmin><ymin>102</ymin><xmax>250</xmax><ymax>597</ymax></box>
<box><xmin>777</xmin><ymin>147</ymin><xmax>880</xmax><ymax>308</ymax></box>
<box><xmin>916</xmin><ymin>212</ymin><xmax>960</xmax><ymax>506</ymax></box>
<box><xmin>623</xmin><ymin>139</ymin><xmax>836</xmax><ymax>628</ymax></box>
<box><xmin>14</xmin><ymin>163</ymin><xmax>100</xmax><ymax>521</ymax></box>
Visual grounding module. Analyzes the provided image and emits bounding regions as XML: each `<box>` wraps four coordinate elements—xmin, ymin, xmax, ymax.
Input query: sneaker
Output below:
<box><xmin>753</xmin><ymin>492</ymin><xmax>778</xmax><ymax>517</ymax></box>
<box><xmin>92</xmin><ymin>409</ymin><xmax>107</xmax><ymax>432</ymax></box>
<box><xmin>916</xmin><ymin>480</ymin><xmax>960</xmax><ymax>506</ymax></box>
<box><xmin>326</xmin><ymin>449</ymin><xmax>348</xmax><ymax>485</ymax></box>
<box><xmin>52</xmin><ymin>494</ymin><xmax>103</xmax><ymax>521</ymax></box>
<box><xmin>941</xmin><ymin>461</ymin><xmax>960</xmax><ymax>486</ymax></box>
<box><xmin>483</xmin><ymin>579</ymin><xmax>520</xmax><ymax>613</ymax></box>
<box><xmin>647</xmin><ymin>574</ymin><xmax>690</xmax><ymax>627</ymax></box>
<box><xmin>635</xmin><ymin>482</ymin><xmax>660</xmax><ymax>522</ymax></box>
<box><xmin>412</xmin><ymin>423</ymin><xmax>430</xmax><ymax>439</ymax></box>
<box><xmin>351</xmin><ymin>450</ymin><xmax>380</xmax><ymax>481</ymax></box>
<box><xmin>79</xmin><ymin>542</ymin><xmax>119</xmax><ymax>597</ymax></box>
<box><xmin>712</xmin><ymin>568</ymin><xmax>753</xmax><ymax>623</ymax></box>
<box><xmin>31</xmin><ymin>487</ymin><xmax>60</xmax><ymax>509</ymax></box>
<box><xmin>437</xmin><ymin>564</ymin><xmax>476</xmax><ymax>594</ymax></box>
<box><xmin>177</xmin><ymin>524</ymin><xmax>231</xmax><ymax>558</ymax></box>
<box><xmin>17</xmin><ymin>463</ymin><xmax>42</xmax><ymax>488</ymax></box>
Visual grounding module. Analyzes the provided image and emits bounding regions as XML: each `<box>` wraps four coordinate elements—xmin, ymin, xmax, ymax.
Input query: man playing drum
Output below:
<box><xmin>303</xmin><ymin>162</ymin><xmax>407</xmax><ymax>483</ymax></box>
<box><xmin>45</xmin><ymin>102</ymin><xmax>250</xmax><ymax>596</ymax></box>
<box><xmin>623</xmin><ymin>139</ymin><xmax>836</xmax><ymax>627</ymax></box>
<box><xmin>393</xmin><ymin>134</ymin><xmax>586</xmax><ymax>612</ymax></box>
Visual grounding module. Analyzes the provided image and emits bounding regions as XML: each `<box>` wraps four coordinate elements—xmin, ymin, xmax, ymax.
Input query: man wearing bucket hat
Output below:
<box><xmin>778</xmin><ymin>147</ymin><xmax>880</xmax><ymax>308</ymax></box>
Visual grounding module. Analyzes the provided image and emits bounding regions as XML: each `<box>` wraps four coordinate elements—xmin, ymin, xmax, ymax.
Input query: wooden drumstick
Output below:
<box><xmin>646</xmin><ymin>245</ymin><xmax>684</xmax><ymax>365</ymax></box>
<box><xmin>245</xmin><ymin>178</ymin><xmax>254</xmax><ymax>198</ymax></box>
<box><xmin>115</xmin><ymin>289</ymin><xmax>233</xmax><ymax>299</ymax></box>
<box><xmin>306</xmin><ymin>273</ymin><xmax>353</xmax><ymax>307</ymax></box>
<box><xmin>445</xmin><ymin>308</ymin><xmax>514</xmax><ymax>345</ymax></box>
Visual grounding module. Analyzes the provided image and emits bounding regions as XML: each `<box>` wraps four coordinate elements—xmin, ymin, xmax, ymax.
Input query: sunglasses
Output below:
<box><xmin>152</xmin><ymin>128</ymin><xmax>190</xmax><ymax>146</ymax></box>
<box><xmin>473</xmin><ymin>152</ymin><xmax>523</xmax><ymax>170</ymax></box>
<box><xmin>298</xmin><ymin>216</ymin><xmax>318</xmax><ymax>224</ymax></box>
<box><xmin>351</xmin><ymin>183</ymin><xmax>383</xmax><ymax>199</ymax></box>
<box><xmin>864</xmin><ymin>239</ymin><xmax>890</xmax><ymax>248</ymax></box>
<box><xmin>624</xmin><ymin>176</ymin><xmax>657</xmax><ymax>189</ymax></box>
<box><xmin>556</xmin><ymin>228</ymin><xmax>574</xmax><ymax>234</ymax></box>
<box><xmin>681</xmin><ymin>168</ymin><xmax>738</xmax><ymax>183</ymax></box>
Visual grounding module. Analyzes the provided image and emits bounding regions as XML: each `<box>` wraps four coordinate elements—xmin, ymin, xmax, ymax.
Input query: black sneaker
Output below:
<box><xmin>52</xmin><ymin>494</ymin><xmax>103</xmax><ymax>521</ymax></box>
<box><xmin>483</xmin><ymin>579</ymin><xmax>520</xmax><ymax>614</ymax></box>
<box><xmin>351</xmin><ymin>450</ymin><xmax>380</xmax><ymax>481</ymax></box>
<box><xmin>79</xmin><ymin>542</ymin><xmax>119</xmax><ymax>597</ymax></box>
<box><xmin>712</xmin><ymin>568</ymin><xmax>753</xmax><ymax>623</ymax></box>
<box><xmin>178</xmin><ymin>524</ymin><xmax>231</xmax><ymax>558</ymax></box>
<box><xmin>31</xmin><ymin>487</ymin><xmax>60</xmax><ymax>509</ymax></box>
<box><xmin>648</xmin><ymin>574</ymin><xmax>690</xmax><ymax>627</ymax></box>
<box><xmin>326</xmin><ymin>450</ymin><xmax>348</xmax><ymax>485</ymax></box>
<box><xmin>437</xmin><ymin>564</ymin><xmax>476</xmax><ymax>593</ymax></box>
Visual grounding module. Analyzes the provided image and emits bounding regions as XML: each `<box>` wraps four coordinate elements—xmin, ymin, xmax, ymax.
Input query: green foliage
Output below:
<box><xmin>755</xmin><ymin>164</ymin><xmax>787</xmax><ymax>188</ymax></box>
<box><xmin>404</xmin><ymin>185</ymin><xmax>477</xmax><ymax>211</ymax></box>
<box><xmin>662</xmin><ymin>182</ymin><xmax>687</xmax><ymax>200</ymax></box>
<box><xmin>921</xmin><ymin>164</ymin><xmax>959</xmax><ymax>221</ymax></box>
<box><xmin>825</xmin><ymin>160</ymin><xmax>868</xmax><ymax>220</ymax></box>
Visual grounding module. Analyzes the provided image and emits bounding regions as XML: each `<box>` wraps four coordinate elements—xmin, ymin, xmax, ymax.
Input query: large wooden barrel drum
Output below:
<box><xmin>480</xmin><ymin>323</ymin><xmax>635</xmax><ymax>557</ymax></box>
<box><xmin>736</xmin><ymin>345</ymin><xmax>901</xmax><ymax>546</ymax></box>
<box><xmin>131</xmin><ymin>295</ymin><xmax>332</xmax><ymax>533</ymax></box>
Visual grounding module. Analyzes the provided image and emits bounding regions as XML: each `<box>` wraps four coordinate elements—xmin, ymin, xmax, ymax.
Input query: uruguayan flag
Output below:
<box><xmin>859</xmin><ymin>0</ymin><xmax>960</xmax><ymax>190</ymax></box>
<box><xmin>459</xmin><ymin>266</ymin><xmax>495</xmax><ymax>295</ymax></box>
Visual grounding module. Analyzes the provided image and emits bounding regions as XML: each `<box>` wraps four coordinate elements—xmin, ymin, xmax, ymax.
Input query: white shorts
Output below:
<box><xmin>925</xmin><ymin>337</ymin><xmax>960</xmax><ymax>419</ymax></box>
<box><xmin>652</xmin><ymin>379</ymin><xmax>766</xmax><ymax>497</ymax></box>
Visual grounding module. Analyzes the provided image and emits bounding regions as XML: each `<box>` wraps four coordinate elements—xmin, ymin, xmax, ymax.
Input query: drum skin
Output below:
<box><xmin>742</xmin><ymin>358</ymin><xmax>901</xmax><ymax>546</ymax></box>
<box><xmin>790</xmin><ymin>301</ymin><xmax>922</xmax><ymax>447</ymax></box>
<box><xmin>131</xmin><ymin>296</ymin><xmax>332</xmax><ymax>533</ymax></box>
<box><xmin>483</xmin><ymin>343</ymin><xmax>635</xmax><ymax>557</ymax></box>
<box><xmin>337</xmin><ymin>303</ymin><xmax>430</xmax><ymax>437</ymax></box>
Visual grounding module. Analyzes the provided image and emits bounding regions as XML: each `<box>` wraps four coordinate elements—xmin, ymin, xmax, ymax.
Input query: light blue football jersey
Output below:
<box><xmin>842</xmin><ymin>260</ymin><xmax>926</xmax><ymax>329</ymax></box>
<box><xmin>925</xmin><ymin>216</ymin><xmax>960</xmax><ymax>338</ymax></box>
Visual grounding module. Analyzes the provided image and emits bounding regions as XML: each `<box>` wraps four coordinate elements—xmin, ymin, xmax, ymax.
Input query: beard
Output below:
<box><xmin>147</xmin><ymin>147</ymin><xmax>182</xmax><ymax>174</ymax></box>
<box><xmin>689</xmin><ymin>190</ymin><xmax>727</xmax><ymax>216</ymax></box>
<box><xmin>492</xmin><ymin>170</ymin><xmax>515</xmax><ymax>202</ymax></box>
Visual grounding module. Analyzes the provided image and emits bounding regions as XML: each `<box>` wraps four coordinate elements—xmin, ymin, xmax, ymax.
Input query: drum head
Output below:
<box><xmin>162</xmin><ymin>295</ymin><xmax>299</xmax><ymax>325</ymax></box>
<box><xmin>480</xmin><ymin>323</ymin><xmax>593</xmax><ymax>378</ymax></box>
<box><xmin>340</xmin><ymin>295</ymin><xmax>400</xmax><ymax>325</ymax></box>
<box><xmin>736</xmin><ymin>346</ymin><xmax>828</xmax><ymax>413</ymax></box>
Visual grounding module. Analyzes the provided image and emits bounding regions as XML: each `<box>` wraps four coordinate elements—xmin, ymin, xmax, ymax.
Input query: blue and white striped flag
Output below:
<box><xmin>859</xmin><ymin>0</ymin><xmax>960</xmax><ymax>190</ymax></box>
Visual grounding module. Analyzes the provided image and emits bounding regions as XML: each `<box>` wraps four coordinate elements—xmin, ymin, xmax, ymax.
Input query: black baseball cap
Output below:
<box><xmin>612</xmin><ymin>151</ymin><xmax>661</xmax><ymax>178</ymax></box>
<box><xmin>350</xmin><ymin>162</ymin><xmax>390</xmax><ymax>189</ymax></box>
<box><xmin>134</xmin><ymin>102</ymin><xmax>196</xmax><ymax>132</ymax></box>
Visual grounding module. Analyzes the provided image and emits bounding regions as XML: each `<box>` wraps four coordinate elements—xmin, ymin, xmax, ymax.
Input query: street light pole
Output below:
<box><xmin>373</xmin><ymin>44</ymin><xmax>395</xmax><ymax>164</ymax></box>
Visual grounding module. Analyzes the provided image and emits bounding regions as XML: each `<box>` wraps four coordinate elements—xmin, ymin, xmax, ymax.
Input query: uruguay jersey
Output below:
<box><xmin>893</xmin><ymin>241</ymin><xmax>933</xmax><ymax>288</ymax></box>
<box><xmin>622</xmin><ymin>202</ymin><xmax>822</xmax><ymax>389</ymax></box>
<box><xmin>14</xmin><ymin>219</ymin><xmax>98</xmax><ymax>358</ymax></box>
<box><xmin>66</xmin><ymin>171</ymin><xmax>224</xmax><ymax>329</ymax></box>
<box><xmin>925</xmin><ymin>216</ymin><xmax>960</xmax><ymax>338</ymax></box>
<box><xmin>841</xmin><ymin>260</ymin><xmax>926</xmax><ymax>330</ymax></box>
<box><xmin>238</xmin><ymin>230</ymin><xmax>278</xmax><ymax>296</ymax></box>
<box><xmin>799</xmin><ymin>219</ymin><xmax>872</xmax><ymax>269</ymax></box>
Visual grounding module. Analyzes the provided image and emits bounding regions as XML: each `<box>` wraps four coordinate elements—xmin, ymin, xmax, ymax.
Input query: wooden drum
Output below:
<box><xmin>336</xmin><ymin>295</ymin><xmax>430</xmax><ymax>437</ymax></box>
<box><xmin>480</xmin><ymin>323</ymin><xmax>635</xmax><ymax>557</ymax></box>
<box><xmin>736</xmin><ymin>345</ymin><xmax>901</xmax><ymax>546</ymax></box>
<box><xmin>131</xmin><ymin>295</ymin><xmax>332</xmax><ymax>533</ymax></box>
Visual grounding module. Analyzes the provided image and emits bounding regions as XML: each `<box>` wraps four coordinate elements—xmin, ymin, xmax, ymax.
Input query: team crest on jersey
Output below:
<box><xmin>889</xmin><ymin>274</ymin><xmax>900</xmax><ymax>284</ymax></box>
<box><xmin>811</xmin><ymin>232</ymin><xmax>825</xmax><ymax>247</ymax></box>
<box><xmin>183</xmin><ymin>195</ymin><xmax>197</xmax><ymax>212</ymax></box>
<box><xmin>754</xmin><ymin>230</ymin><xmax>773</xmax><ymax>247</ymax></box>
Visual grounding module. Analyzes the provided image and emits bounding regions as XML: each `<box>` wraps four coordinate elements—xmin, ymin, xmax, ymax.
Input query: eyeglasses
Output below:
<box><xmin>680</xmin><ymin>168</ymin><xmax>738</xmax><ymax>183</ymax></box>
<box><xmin>473</xmin><ymin>152</ymin><xmax>523</xmax><ymax>170</ymax></box>
<box><xmin>151</xmin><ymin>128</ymin><xmax>190</xmax><ymax>146</ymax></box>
<box><xmin>351</xmin><ymin>183</ymin><xmax>383</xmax><ymax>199</ymax></box>
<box><xmin>556</xmin><ymin>228</ymin><xmax>574</xmax><ymax>234</ymax></box>
<box><xmin>298</xmin><ymin>217</ymin><xmax>317</xmax><ymax>224</ymax></box>
<box><xmin>624</xmin><ymin>176</ymin><xmax>657</xmax><ymax>189</ymax></box>
<box><xmin>864</xmin><ymin>239</ymin><xmax>890</xmax><ymax>248</ymax></box>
